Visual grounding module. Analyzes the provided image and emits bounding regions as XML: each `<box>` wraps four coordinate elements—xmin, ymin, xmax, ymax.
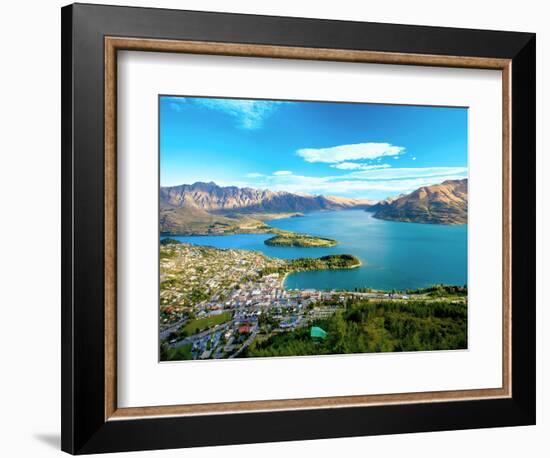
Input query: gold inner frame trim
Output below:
<box><xmin>104</xmin><ymin>36</ymin><xmax>512</xmax><ymax>421</ymax></box>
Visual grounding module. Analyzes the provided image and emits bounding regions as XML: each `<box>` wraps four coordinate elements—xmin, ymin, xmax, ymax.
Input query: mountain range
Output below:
<box><xmin>160</xmin><ymin>179</ymin><xmax>467</xmax><ymax>234</ymax></box>
<box><xmin>371</xmin><ymin>178</ymin><xmax>468</xmax><ymax>225</ymax></box>
<box><xmin>161</xmin><ymin>181</ymin><xmax>374</xmax><ymax>214</ymax></box>
<box><xmin>160</xmin><ymin>181</ymin><xmax>376</xmax><ymax>234</ymax></box>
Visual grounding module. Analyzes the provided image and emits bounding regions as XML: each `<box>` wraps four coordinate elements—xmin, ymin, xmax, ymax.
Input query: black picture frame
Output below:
<box><xmin>61</xmin><ymin>3</ymin><xmax>536</xmax><ymax>454</ymax></box>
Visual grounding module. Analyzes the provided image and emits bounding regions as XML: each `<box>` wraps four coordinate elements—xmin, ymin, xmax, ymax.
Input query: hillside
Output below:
<box><xmin>372</xmin><ymin>179</ymin><xmax>467</xmax><ymax>225</ymax></box>
<box><xmin>161</xmin><ymin>182</ymin><xmax>373</xmax><ymax>214</ymax></box>
<box><xmin>160</xmin><ymin>182</ymin><xmax>373</xmax><ymax>234</ymax></box>
<box><xmin>160</xmin><ymin>203</ymin><xmax>271</xmax><ymax>235</ymax></box>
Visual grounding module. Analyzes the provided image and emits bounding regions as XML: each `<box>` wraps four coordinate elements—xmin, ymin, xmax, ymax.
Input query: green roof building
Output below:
<box><xmin>310</xmin><ymin>326</ymin><xmax>328</xmax><ymax>339</ymax></box>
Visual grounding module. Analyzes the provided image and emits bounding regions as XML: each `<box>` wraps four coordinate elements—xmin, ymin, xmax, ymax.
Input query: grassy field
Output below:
<box><xmin>182</xmin><ymin>311</ymin><xmax>232</xmax><ymax>335</ymax></box>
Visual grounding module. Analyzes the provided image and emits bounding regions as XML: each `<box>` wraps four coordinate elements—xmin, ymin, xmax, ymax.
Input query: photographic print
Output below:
<box><xmin>159</xmin><ymin>96</ymin><xmax>468</xmax><ymax>361</ymax></box>
<box><xmin>62</xmin><ymin>8</ymin><xmax>535</xmax><ymax>451</ymax></box>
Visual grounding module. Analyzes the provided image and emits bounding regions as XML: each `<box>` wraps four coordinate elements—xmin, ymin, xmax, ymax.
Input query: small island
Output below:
<box><xmin>264</xmin><ymin>233</ymin><xmax>337</xmax><ymax>247</ymax></box>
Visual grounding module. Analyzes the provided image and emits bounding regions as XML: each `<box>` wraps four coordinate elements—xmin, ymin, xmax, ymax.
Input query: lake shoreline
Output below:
<box><xmin>162</xmin><ymin>209</ymin><xmax>467</xmax><ymax>291</ymax></box>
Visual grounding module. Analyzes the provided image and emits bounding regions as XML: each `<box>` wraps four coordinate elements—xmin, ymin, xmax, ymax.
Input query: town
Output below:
<box><xmin>159</xmin><ymin>239</ymin><xmax>449</xmax><ymax>361</ymax></box>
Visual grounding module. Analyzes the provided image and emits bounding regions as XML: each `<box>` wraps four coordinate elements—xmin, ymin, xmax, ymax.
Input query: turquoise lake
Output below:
<box><xmin>163</xmin><ymin>210</ymin><xmax>467</xmax><ymax>291</ymax></box>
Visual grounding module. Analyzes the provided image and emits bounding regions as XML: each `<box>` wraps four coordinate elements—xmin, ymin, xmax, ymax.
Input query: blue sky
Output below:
<box><xmin>160</xmin><ymin>95</ymin><xmax>467</xmax><ymax>200</ymax></box>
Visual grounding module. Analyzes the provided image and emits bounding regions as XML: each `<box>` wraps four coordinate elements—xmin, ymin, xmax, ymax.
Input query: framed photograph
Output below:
<box><xmin>61</xmin><ymin>3</ymin><xmax>536</xmax><ymax>454</ymax></box>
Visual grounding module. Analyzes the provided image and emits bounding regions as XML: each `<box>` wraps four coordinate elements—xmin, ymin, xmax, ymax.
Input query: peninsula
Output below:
<box><xmin>264</xmin><ymin>233</ymin><xmax>337</xmax><ymax>248</ymax></box>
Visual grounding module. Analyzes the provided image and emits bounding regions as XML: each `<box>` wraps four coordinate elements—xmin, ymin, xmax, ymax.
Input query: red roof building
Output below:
<box><xmin>238</xmin><ymin>325</ymin><xmax>251</xmax><ymax>334</ymax></box>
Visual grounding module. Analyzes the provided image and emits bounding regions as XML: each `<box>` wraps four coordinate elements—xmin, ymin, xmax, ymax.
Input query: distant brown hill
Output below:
<box><xmin>372</xmin><ymin>179</ymin><xmax>468</xmax><ymax>225</ymax></box>
<box><xmin>161</xmin><ymin>182</ymin><xmax>373</xmax><ymax>214</ymax></box>
<box><xmin>160</xmin><ymin>182</ymin><xmax>374</xmax><ymax>234</ymax></box>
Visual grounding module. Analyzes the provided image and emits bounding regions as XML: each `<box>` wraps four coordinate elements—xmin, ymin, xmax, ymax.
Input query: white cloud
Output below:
<box><xmin>348</xmin><ymin>166</ymin><xmax>467</xmax><ymax>181</ymax></box>
<box><xmin>243</xmin><ymin>166</ymin><xmax>467</xmax><ymax>199</ymax></box>
<box><xmin>163</xmin><ymin>96</ymin><xmax>281</xmax><ymax>129</ymax></box>
<box><xmin>252</xmin><ymin>174</ymin><xmax>464</xmax><ymax>196</ymax></box>
<box><xmin>331</xmin><ymin>162</ymin><xmax>391</xmax><ymax>171</ymax></box>
<box><xmin>164</xmin><ymin>97</ymin><xmax>187</xmax><ymax>112</ymax></box>
<box><xmin>193</xmin><ymin>98</ymin><xmax>280</xmax><ymax>129</ymax></box>
<box><xmin>245</xmin><ymin>172</ymin><xmax>264</xmax><ymax>178</ymax></box>
<box><xmin>296</xmin><ymin>142</ymin><xmax>405</xmax><ymax>163</ymax></box>
<box><xmin>412</xmin><ymin>157</ymin><xmax>417</xmax><ymax>161</ymax></box>
<box><xmin>273</xmin><ymin>170</ymin><xmax>293</xmax><ymax>176</ymax></box>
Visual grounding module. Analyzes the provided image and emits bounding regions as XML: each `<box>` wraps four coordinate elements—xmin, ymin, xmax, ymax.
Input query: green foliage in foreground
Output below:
<box><xmin>160</xmin><ymin>343</ymin><xmax>193</xmax><ymax>361</ymax></box>
<box><xmin>242</xmin><ymin>299</ymin><xmax>467</xmax><ymax>358</ymax></box>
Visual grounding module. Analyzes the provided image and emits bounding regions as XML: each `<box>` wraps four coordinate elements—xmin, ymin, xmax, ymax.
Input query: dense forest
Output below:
<box><xmin>242</xmin><ymin>298</ymin><xmax>467</xmax><ymax>358</ymax></box>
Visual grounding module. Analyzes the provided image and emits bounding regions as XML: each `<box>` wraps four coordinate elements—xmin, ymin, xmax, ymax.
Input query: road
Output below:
<box><xmin>229</xmin><ymin>327</ymin><xmax>259</xmax><ymax>358</ymax></box>
<box><xmin>160</xmin><ymin>318</ymin><xmax>187</xmax><ymax>341</ymax></box>
<box><xmin>170</xmin><ymin>321</ymin><xmax>232</xmax><ymax>349</ymax></box>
